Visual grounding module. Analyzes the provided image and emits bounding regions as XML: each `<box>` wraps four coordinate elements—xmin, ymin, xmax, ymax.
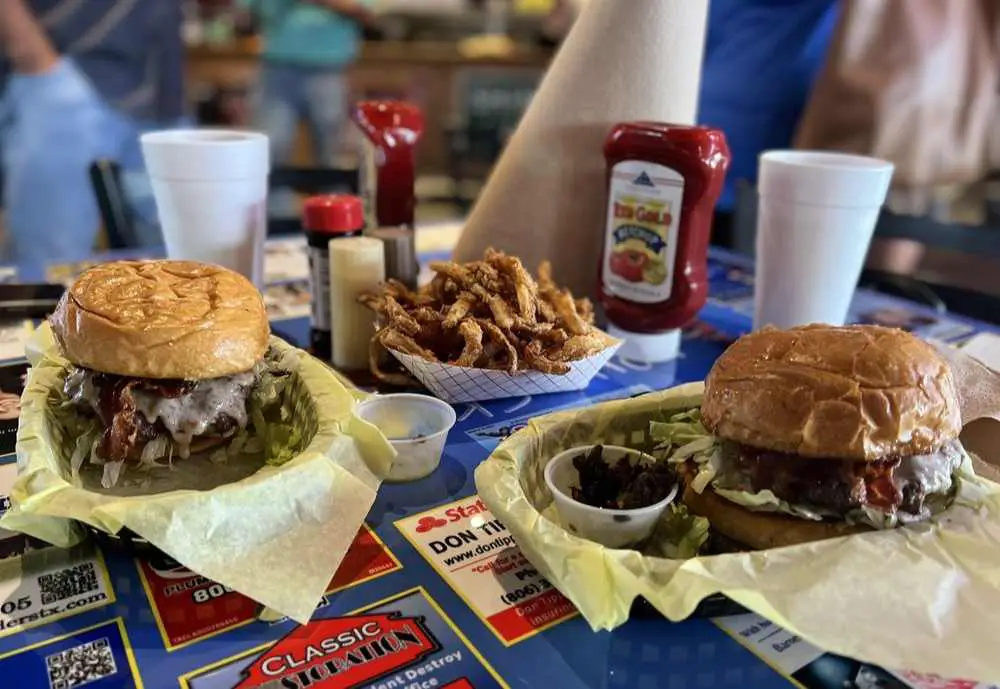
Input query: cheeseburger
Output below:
<box><xmin>679</xmin><ymin>324</ymin><xmax>968</xmax><ymax>550</ymax></box>
<box><xmin>50</xmin><ymin>260</ymin><xmax>270</xmax><ymax>479</ymax></box>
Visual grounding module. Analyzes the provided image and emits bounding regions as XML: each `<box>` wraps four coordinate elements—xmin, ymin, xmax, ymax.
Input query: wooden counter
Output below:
<box><xmin>189</xmin><ymin>39</ymin><xmax>554</xmax><ymax>71</ymax></box>
<box><xmin>187</xmin><ymin>39</ymin><xmax>553</xmax><ymax>173</ymax></box>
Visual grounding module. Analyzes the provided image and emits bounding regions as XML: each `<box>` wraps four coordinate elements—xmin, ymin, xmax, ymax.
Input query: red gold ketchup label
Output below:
<box><xmin>602</xmin><ymin>161</ymin><xmax>684</xmax><ymax>303</ymax></box>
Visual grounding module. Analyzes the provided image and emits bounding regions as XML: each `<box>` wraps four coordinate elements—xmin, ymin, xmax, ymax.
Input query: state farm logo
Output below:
<box><xmin>412</xmin><ymin>499</ymin><xmax>489</xmax><ymax>534</ymax></box>
<box><xmin>415</xmin><ymin>516</ymin><xmax>447</xmax><ymax>533</ymax></box>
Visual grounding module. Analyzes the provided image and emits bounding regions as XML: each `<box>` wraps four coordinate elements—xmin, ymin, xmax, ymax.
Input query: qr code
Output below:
<box><xmin>38</xmin><ymin>563</ymin><xmax>99</xmax><ymax>605</ymax></box>
<box><xmin>45</xmin><ymin>638</ymin><xmax>116</xmax><ymax>689</ymax></box>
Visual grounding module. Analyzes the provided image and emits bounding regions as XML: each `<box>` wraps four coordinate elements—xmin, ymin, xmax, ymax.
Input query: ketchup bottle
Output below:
<box><xmin>598</xmin><ymin>122</ymin><xmax>730</xmax><ymax>363</ymax></box>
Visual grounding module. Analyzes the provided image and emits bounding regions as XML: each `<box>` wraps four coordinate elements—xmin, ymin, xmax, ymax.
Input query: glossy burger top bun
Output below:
<box><xmin>51</xmin><ymin>260</ymin><xmax>269</xmax><ymax>379</ymax></box>
<box><xmin>701</xmin><ymin>324</ymin><xmax>961</xmax><ymax>460</ymax></box>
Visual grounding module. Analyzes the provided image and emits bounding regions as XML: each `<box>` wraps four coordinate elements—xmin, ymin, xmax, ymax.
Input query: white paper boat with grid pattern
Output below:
<box><xmin>389</xmin><ymin>341</ymin><xmax>623</xmax><ymax>404</ymax></box>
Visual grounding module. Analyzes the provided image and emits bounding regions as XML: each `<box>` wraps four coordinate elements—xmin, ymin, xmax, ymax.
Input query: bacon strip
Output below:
<box><xmin>97</xmin><ymin>379</ymin><xmax>143</xmax><ymax>463</ymax></box>
<box><xmin>66</xmin><ymin>367</ymin><xmax>254</xmax><ymax>465</ymax></box>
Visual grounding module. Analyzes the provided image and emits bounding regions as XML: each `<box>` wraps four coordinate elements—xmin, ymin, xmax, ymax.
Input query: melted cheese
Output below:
<box><xmin>132</xmin><ymin>371</ymin><xmax>254</xmax><ymax>457</ymax></box>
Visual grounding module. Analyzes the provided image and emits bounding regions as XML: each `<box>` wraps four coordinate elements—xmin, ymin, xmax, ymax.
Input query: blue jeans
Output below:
<box><xmin>252</xmin><ymin>62</ymin><xmax>347</xmax><ymax>215</ymax></box>
<box><xmin>0</xmin><ymin>58</ymin><xmax>184</xmax><ymax>265</ymax></box>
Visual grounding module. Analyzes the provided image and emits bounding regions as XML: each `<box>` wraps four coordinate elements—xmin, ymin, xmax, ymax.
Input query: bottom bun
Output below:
<box><xmin>681</xmin><ymin>483</ymin><xmax>870</xmax><ymax>550</ymax></box>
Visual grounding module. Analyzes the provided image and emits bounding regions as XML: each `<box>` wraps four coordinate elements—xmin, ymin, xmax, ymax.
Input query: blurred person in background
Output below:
<box><xmin>0</xmin><ymin>0</ymin><xmax>186</xmax><ymax>264</ymax></box>
<box><xmin>699</xmin><ymin>0</ymin><xmax>838</xmax><ymax>247</ymax></box>
<box><xmin>240</xmin><ymin>0</ymin><xmax>376</xmax><ymax>192</ymax></box>
<box><xmin>797</xmin><ymin>0</ymin><xmax>1000</xmax><ymax>283</ymax></box>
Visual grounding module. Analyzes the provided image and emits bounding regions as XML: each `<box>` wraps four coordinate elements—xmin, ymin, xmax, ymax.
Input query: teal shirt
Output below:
<box><xmin>241</xmin><ymin>0</ymin><xmax>368</xmax><ymax>68</ymax></box>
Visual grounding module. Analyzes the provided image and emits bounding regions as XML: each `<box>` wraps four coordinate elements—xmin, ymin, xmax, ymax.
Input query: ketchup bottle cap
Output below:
<box><xmin>302</xmin><ymin>195</ymin><xmax>365</xmax><ymax>234</ymax></box>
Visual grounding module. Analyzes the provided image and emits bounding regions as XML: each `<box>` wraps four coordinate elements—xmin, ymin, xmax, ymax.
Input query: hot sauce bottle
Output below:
<box><xmin>352</xmin><ymin>100</ymin><xmax>425</xmax><ymax>288</ymax></box>
<box><xmin>598</xmin><ymin>122</ymin><xmax>730</xmax><ymax>362</ymax></box>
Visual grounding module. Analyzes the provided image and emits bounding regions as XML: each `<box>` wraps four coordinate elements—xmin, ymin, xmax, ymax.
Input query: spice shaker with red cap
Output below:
<box><xmin>302</xmin><ymin>195</ymin><xmax>365</xmax><ymax>360</ymax></box>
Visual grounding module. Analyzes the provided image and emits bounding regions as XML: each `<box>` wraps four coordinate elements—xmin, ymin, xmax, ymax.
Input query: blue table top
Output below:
<box><xmin>0</xmin><ymin>244</ymin><xmax>995</xmax><ymax>689</ymax></box>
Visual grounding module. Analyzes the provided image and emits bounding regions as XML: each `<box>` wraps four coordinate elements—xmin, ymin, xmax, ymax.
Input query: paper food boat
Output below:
<box><xmin>388</xmin><ymin>340</ymin><xmax>622</xmax><ymax>404</ymax></box>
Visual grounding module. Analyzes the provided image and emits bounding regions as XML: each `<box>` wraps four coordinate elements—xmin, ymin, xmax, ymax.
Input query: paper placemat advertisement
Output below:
<box><xmin>397</xmin><ymin>495</ymin><xmax>577</xmax><ymax>645</ymax></box>
<box><xmin>137</xmin><ymin>524</ymin><xmax>400</xmax><ymax>650</ymax></box>
<box><xmin>0</xmin><ymin>544</ymin><xmax>114</xmax><ymax>638</ymax></box>
<box><xmin>475</xmin><ymin>337</ymin><xmax>1000</xmax><ymax>682</ymax></box>
<box><xmin>714</xmin><ymin>613</ymin><xmax>998</xmax><ymax>689</ymax></box>
<box><xmin>178</xmin><ymin>588</ymin><xmax>509</xmax><ymax>689</ymax></box>
<box><xmin>0</xmin><ymin>618</ymin><xmax>142</xmax><ymax>687</ymax></box>
<box><xmin>0</xmin><ymin>323</ymin><xmax>395</xmax><ymax>624</ymax></box>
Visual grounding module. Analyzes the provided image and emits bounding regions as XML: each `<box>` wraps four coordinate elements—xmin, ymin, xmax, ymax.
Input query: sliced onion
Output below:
<box><xmin>139</xmin><ymin>436</ymin><xmax>170</xmax><ymax>466</ymax></box>
<box><xmin>69</xmin><ymin>433</ymin><xmax>94</xmax><ymax>475</ymax></box>
<box><xmin>89</xmin><ymin>439</ymin><xmax>104</xmax><ymax>466</ymax></box>
<box><xmin>101</xmin><ymin>461</ymin><xmax>125</xmax><ymax>488</ymax></box>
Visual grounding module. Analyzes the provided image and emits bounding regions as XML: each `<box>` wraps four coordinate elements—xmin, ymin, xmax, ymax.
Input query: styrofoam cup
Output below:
<box><xmin>753</xmin><ymin>150</ymin><xmax>894</xmax><ymax>330</ymax></box>
<box><xmin>354</xmin><ymin>394</ymin><xmax>457</xmax><ymax>482</ymax></box>
<box><xmin>141</xmin><ymin>129</ymin><xmax>270</xmax><ymax>286</ymax></box>
<box><xmin>544</xmin><ymin>445</ymin><xmax>678</xmax><ymax>549</ymax></box>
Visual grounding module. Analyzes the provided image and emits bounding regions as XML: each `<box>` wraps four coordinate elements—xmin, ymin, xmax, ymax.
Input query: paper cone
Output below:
<box><xmin>454</xmin><ymin>0</ymin><xmax>710</xmax><ymax>298</ymax></box>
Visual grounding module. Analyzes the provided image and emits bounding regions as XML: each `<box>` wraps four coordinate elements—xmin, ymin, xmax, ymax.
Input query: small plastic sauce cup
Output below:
<box><xmin>354</xmin><ymin>393</ymin><xmax>456</xmax><ymax>482</ymax></box>
<box><xmin>544</xmin><ymin>444</ymin><xmax>678</xmax><ymax>548</ymax></box>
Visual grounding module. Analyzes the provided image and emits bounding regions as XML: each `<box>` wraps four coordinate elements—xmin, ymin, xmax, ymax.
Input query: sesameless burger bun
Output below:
<box><xmin>52</xmin><ymin>260</ymin><xmax>269</xmax><ymax>380</ymax></box>
<box><xmin>683</xmin><ymin>324</ymin><xmax>967</xmax><ymax>551</ymax></box>
<box><xmin>701</xmin><ymin>323</ymin><xmax>962</xmax><ymax>460</ymax></box>
<box><xmin>50</xmin><ymin>260</ymin><xmax>271</xmax><ymax>478</ymax></box>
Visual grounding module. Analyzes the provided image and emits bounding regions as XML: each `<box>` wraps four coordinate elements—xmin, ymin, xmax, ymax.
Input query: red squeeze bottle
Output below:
<box><xmin>598</xmin><ymin>122</ymin><xmax>730</xmax><ymax>363</ymax></box>
<box><xmin>351</xmin><ymin>101</ymin><xmax>425</xmax><ymax>229</ymax></box>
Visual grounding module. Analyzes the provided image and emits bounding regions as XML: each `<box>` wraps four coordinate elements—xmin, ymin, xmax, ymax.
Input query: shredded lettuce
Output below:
<box><xmin>252</xmin><ymin>347</ymin><xmax>300</xmax><ymax>409</ymax></box>
<box><xmin>245</xmin><ymin>347</ymin><xmax>304</xmax><ymax>467</ymax></box>
<box><xmin>649</xmin><ymin>409</ymin><xmax>720</xmax><ymax>495</ymax></box>
<box><xmin>671</xmin><ymin>437</ymin><xmax>717</xmax><ymax>463</ymax></box>
<box><xmin>49</xmin><ymin>344</ymin><xmax>303</xmax><ymax>487</ymax></box>
<box><xmin>69</xmin><ymin>430</ymin><xmax>98</xmax><ymax>477</ymax></box>
<box><xmin>646</xmin><ymin>504</ymin><xmax>711</xmax><ymax>559</ymax></box>
<box><xmin>713</xmin><ymin>487</ymin><xmax>829</xmax><ymax>521</ymax></box>
<box><xmin>650</xmin><ymin>409</ymin><xmax>710</xmax><ymax>448</ymax></box>
<box><xmin>648</xmin><ymin>407</ymin><xmax>972</xmax><ymax>532</ymax></box>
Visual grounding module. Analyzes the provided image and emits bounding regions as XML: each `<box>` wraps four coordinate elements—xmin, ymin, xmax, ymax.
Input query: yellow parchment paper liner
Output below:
<box><xmin>0</xmin><ymin>323</ymin><xmax>395</xmax><ymax>625</ymax></box>
<box><xmin>475</xmin><ymin>381</ymin><xmax>1000</xmax><ymax>682</ymax></box>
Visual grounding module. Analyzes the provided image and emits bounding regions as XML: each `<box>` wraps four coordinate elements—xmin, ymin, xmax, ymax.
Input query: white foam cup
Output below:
<box><xmin>141</xmin><ymin>129</ymin><xmax>270</xmax><ymax>286</ymax></box>
<box><xmin>753</xmin><ymin>150</ymin><xmax>894</xmax><ymax>330</ymax></box>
